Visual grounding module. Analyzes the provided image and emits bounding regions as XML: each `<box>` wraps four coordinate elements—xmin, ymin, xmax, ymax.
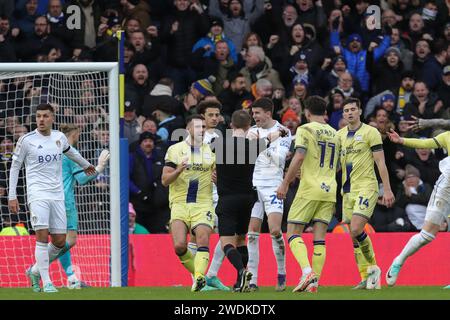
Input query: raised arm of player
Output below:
<box><xmin>373</xmin><ymin>151</ymin><xmax>395</xmax><ymax>208</ymax></box>
<box><xmin>405</xmin><ymin>116</ymin><xmax>450</xmax><ymax>132</ymax></box>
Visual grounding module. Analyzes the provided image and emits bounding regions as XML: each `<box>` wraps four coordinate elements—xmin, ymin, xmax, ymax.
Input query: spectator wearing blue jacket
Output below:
<box><xmin>192</xmin><ymin>17</ymin><xmax>238</xmax><ymax>64</ymax></box>
<box><xmin>330</xmin><ymin>20</ymin><xmax>391</xmax><ymax>96</ymax></box>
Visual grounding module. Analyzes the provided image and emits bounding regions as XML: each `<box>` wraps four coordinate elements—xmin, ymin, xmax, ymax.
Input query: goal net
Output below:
<box><xmin>0</xmin><ymin>63</ymin><xmax>121</xmax><ymax>287</ymax></box>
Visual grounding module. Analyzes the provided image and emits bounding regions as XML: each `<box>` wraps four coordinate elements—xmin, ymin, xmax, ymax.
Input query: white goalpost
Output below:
<box><xmin>0</xmin><ymin>62</ymin><xmax>122</xmax><ymax>287</ymax></box>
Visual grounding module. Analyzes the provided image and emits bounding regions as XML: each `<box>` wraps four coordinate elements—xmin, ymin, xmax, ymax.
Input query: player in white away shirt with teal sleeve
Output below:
<box><xmin>59</xmin><ymin>124</ymin><xmax>110</xmax><ymax>289</ymax></box>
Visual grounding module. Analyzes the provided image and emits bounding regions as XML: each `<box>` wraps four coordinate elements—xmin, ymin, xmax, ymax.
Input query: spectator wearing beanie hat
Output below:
<box><xmin>192</xmin><ymin>16</ymin><xmax>238</xmax><ymax>63</ymax></box>
<box><xmin>330</xmin><ymin>21</ymin><xmax>391</xmax><ymax>96</ymax></box>
<box><xmin>128</xmin><ymin>202</ymin><xmax>150</xmax><ymax>234</ymax></box>
<box><xmin>129</xmin><ymin>131</ymin><xmax>169</xmax><ymax>233</ymax></box>
<box><xmin>179</xmin><ymin>77</ymin><xmax>215</xmax><ymax>117</ymax></box>
<box><xmin>367</xmin><ymin>46</ymin><xmax>404</xmax><ymax>95</ymax></box>
<box><xmin>291</xmin><ymin>74</ymin><xmax>309</xmax><ymax>102</ymax></box>
<box><xmin>281</xmin><ymin>108</ymin><xmax>300</xmax><ymax>137</ymax></box>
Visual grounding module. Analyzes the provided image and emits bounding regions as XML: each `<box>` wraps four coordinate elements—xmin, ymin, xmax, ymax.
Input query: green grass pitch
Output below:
<box><xmin>0</xmin><ymin>286</ymin><xmax>448</xmax><ymax>300</ymax></box>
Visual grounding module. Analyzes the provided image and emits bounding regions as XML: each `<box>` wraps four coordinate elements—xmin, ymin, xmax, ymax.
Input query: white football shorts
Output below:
<box><xmin>29</xmin><ymin>200</ymin><xmax>67</xmax><ymax>234</ymax></box>
<box><xmin>250</xmin><ymin>187</ymin><xmax>284</xmax><ymax>220</ymax></box>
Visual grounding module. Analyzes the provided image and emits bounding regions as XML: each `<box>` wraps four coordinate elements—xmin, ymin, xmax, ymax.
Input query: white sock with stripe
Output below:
<box><xmin>393</xmin><ymin>230</ymin><xmax>435</xmax><ymax>266</ymax></box>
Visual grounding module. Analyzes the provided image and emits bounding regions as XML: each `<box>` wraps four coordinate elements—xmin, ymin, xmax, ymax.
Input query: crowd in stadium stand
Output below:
<box><xmin>0</xmin><ymin>0</ymin><xmax>449</xmax><ymax>234</ymax></box>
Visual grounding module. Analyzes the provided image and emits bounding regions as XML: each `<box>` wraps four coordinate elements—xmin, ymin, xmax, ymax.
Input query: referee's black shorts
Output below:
<box><xmin>216</xmin><ymin>193</ymin><xmax>256</xmax><ymax>237</ymax></box>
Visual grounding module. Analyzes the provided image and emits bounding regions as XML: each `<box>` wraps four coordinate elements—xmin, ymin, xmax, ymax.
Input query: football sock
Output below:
<box><xmin>288</xmin><ymin>235</ymin><xmax>311</xmax><ymax>276</ymax></box>
<box><xmin>271</xmin><ymin>234</ymin><xmax>286</xmax><ymax>275</ymax></box>
<box><xmin>237</xmin><ymin>245</ymin><xmax>248</xmax><ymax>268</ymax></box>
<box><xmin>353</xmin><ymin>243</ymin><xmax>369</xmax><ymax>281</ymax></box>
<box><xmin>194</xmin><ymin>246</ymin><xmax>210</xmax><ymax>278</ymax></box>
<box><xmin>31</xmin><ymin>241</ymin><xmax>68</xmax><ymax>274</ymax></box>
<box><xmin>177</xmin><ymin>248</ymin><xmax>195</xmax><ymax>274</ymax></box>
<box><xmin>48</xmin><ymin>242</ymin><xmax>66</xmax><ymax>263</ymax></box>
<box><xmin>206</xmin><ymin>241</ymin><xmax>224</xmax><ymax>278</ymax></box>
<box><xmin>394</xmin><ymin>230</ymin><xmax>435</xmax><ymax>266</ymax></box>
<box><xmin>224</xmin><ymin>244</ymin><xmax>244</xmax><ymax>281</ymax></box>
<box><xmin>247</xmin><ymin>232</ymin><xmax>260</xmax><ymax>285</ymax></box>
<box><xmin>312</xmin><ymin>240</ymin><xmax>326</xmax><ymax>280</ymax></box>
<box><xmin>187</xmin><ymin>242</ymin><xmax>198</xmax><ymax>256</ymax></box>
<box><xmin>59</xmin><ymin>249</ymin><xmax>75</xmax><ymax>277</ymax></box>
<box><xmin>356</xmin><ymin>232</ymin><xmax>377</xmax><ymax>266</ymax></box>
<box><xmin>35</xmin><ymin>241</ymin><xmax>51</xmax><ymax>286</ymax></box>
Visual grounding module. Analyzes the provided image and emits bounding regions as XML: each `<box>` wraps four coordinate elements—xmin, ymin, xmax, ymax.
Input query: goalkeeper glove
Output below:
<box><xmin>96</xmin><ymin>149</ymin><xmax>110</xmax><ymax>173</ymax></box>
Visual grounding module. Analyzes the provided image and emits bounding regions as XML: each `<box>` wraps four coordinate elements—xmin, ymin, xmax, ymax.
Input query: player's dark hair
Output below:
<box><xmin>304</xmin><ymin>95</ymin><xmax>327</xmax><ymax>116</ymax></box>
<box><xmin>342</xmin><ymin>97</ymin><xmax>361</xmax><ymax>109</ymax></box>
<box><xmin>36</xmin><ymin>103</ymin><xmax>54</xmax><ymax>113</ymax></box>
<box><xmin>231</xmin><ymin>110</ymin><xmax>252</xmax><ymax>129</ymax></box>
<box><xmin>197</xmin><ymin>100</ymin><xmax>222</xmax><ymax>115</ymax></box>
<box><xmin>186</xmin><ymin>114</ymin><xmax>205</xmax><ymax>126</ymax></box>
<box><xmin>251</xmin><ymin>97</ymin><xmax>274</xmax><ymax>114</ymax></box>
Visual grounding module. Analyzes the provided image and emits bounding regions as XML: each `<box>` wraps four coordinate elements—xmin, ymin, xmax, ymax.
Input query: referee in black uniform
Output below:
<box><xmin>214</xmin><ymin>109</ymin><xmax>285</xmax><ymax>292</ymax></box>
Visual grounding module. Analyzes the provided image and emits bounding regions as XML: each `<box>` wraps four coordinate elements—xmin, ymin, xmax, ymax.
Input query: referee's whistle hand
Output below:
<box><xmin>8</xmin><ymin>199</ymin><xmax>19</xmax><ymax>214</ymax></box>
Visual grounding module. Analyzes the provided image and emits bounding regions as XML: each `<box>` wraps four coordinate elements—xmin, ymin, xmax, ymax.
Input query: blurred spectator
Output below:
<box><xmin>294</xmin><ymin>0</ymin><xmax>327</xmax><ymax>35</ymax></box>
<box><xmin>395</xmin><ymin>70</ymin><xmax>415</xmax><ymax>116</ymax></box>
<box><xmin>192</xmin><ymin>16</ymin><xmax>238</xmax><ymax>63</ymax></box>
<box><xmin>240</xmin><ymin>45</ymin><xmax>283</xmax><ymax>91</ymax></box>
<box><xmin>368</xmin><ymin>46</ymin><xmax>405</xmax><ymax>95</ymax></box>
<box><xmin>330</xmin><ymin>20</ymin><xmax>391</xmax><ymax>96</ymax></box>
<box><xmin>334</xmin><ymin>71</ymin><xmax>361</xmax><ymax>99</ymax></box>
<box><xmin>120</xmin><ymin>0</ymin><xmax>151</xmax><ymax>30</ymax></box>
<box><xmin>125</xmin><ymin>64</ymin><xmax>154</xmax><ymax>114</ymax></box>
<box><xmin>142</xmin><ymin>77</ymin><xmax>184</xmax><ymax>118</ymax></box>
<box><xmin>11</xmin><ymin>0</ymin><xmax>39</xmax><ymax>39</ymax></box>
<box><xmin>0</xmin><ymin>16</ymin><xmax>17</xmax><ymax>62</ymax></box>
<box><xmin>389</xmin><ymin>25</ymin><xmax>413</xmax><ymax>70</ymax></box>
<box><xmin>402</xmin><ymin>142</ymin><xmax>441</xmax><ymax>186</ymax></box>
<box><xmin>129</xmin><ymin>131</ymin><xmax>169</xmax><ymax>233</ymax></box>
<box><xmin>421</xmin><ymin>39</ymin><xmax>449</xmax><ymax>92</ymax></box>
<box><xmin>394</xmin><ymin>164</ymin><xmax>432</xmax><ymax>231</ymax></box>
<box><xmin>129</xmin><ymin>29</ymin><xmax>161</xmax><ymax>76</ymax></box>
<box><xmin>412</xmin><ymin>38</ymin><xmax>431</xmax><ymax>78</ymax></box>
<box><xmin>208</xmin><ymin>0</ymin><xmax>265</xmax><ymax>52</ymax></box>
<box><xmin>191</xmin><ymin>39</ymin><xmax>238</xmax><ymax>96</ymax></box>
<box><xmin>15</xmin><ymin>15</ymin><xmax>67</xmax><ymax>62</ymax></box>
<box><xmin>46</xmin><ymin>0</ymin><xmax>83</xmax><ymax>55</ymax></box>
<box><xmin>281</xmin><ymin>108</ymin><xmax>300</xmax><ymax>136</ymax></box>
<box><xmin>180</xmin><ymin>78</ymin><xmax>214</xmax><ymax>115</ymax></box>
<box><xmin>152</xmin><ymin>101</ymin><xmax>185</xmax><ymax>143</ymax></box>
<box><xmin>67</xmin><ymin>0</ymin><xmax>102</xmax><ymax>49</ymax></box>
<box><xmin>290</xmin><ymin>74</ymin><xmax>309</xmax><ymax>103</ymax></box>
<box><xmin>161</xmin><ymin>0</ymin><xmax>209</xmax><ymax>95</ymax></box>
<box><xmin>326</xmin><ymin>87</ymin><xmax>345</xmax><ymax>130</ymax></box>
<box><xmin>128</xmin><ymin>202</ymin><xmax>150</xmax><ymax>234</ymax></box>
<box><xmin>94</xmin><ymin>14</ymin><xmax>121</xmax><ymax>62</ymax></box>
<box><xmin>403</xmin><ymin>81</ymin><xmax>443</xmax><ymax>127</ymax></box>
<box><xmin>217</xmin><ymin>72</ymin><xmax>252</xmax><ymax>118</ymax></box>
<box><xmin>436</xmin><ymin>65</ymin><xmax>450</xmax><ymax>116</ymax></box>
<box><xmin>123</xmin><ymin>101</ymin><xmax>142</xmax><ymax>145</ymax></box>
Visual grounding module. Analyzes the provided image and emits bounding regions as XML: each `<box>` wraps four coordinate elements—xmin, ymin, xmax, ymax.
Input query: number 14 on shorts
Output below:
<box><xmin>359</xmin><ymin>196</ymin><xmax>369</xmax><ymax>208</ymax></box>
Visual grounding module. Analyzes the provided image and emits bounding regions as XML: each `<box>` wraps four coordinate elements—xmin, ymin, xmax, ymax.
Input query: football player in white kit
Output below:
<box><xmin>246</xmin><ymin>97</ymin><xmax>291</xmax><ymax>291</ymax></box>
<box><xmin>8</xmin><ymin>104</ymin><xmax>96</xmax><ymax>293</ymax></box>
<box><xmin>386</xmin><ymin>128</ymin><xmax>450</xmax><ymax>287</ymax></box>
<box><xmin>188</xmin><ymin>100</ymin><xmax>229</xmax><ymax>291</ymax></box>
